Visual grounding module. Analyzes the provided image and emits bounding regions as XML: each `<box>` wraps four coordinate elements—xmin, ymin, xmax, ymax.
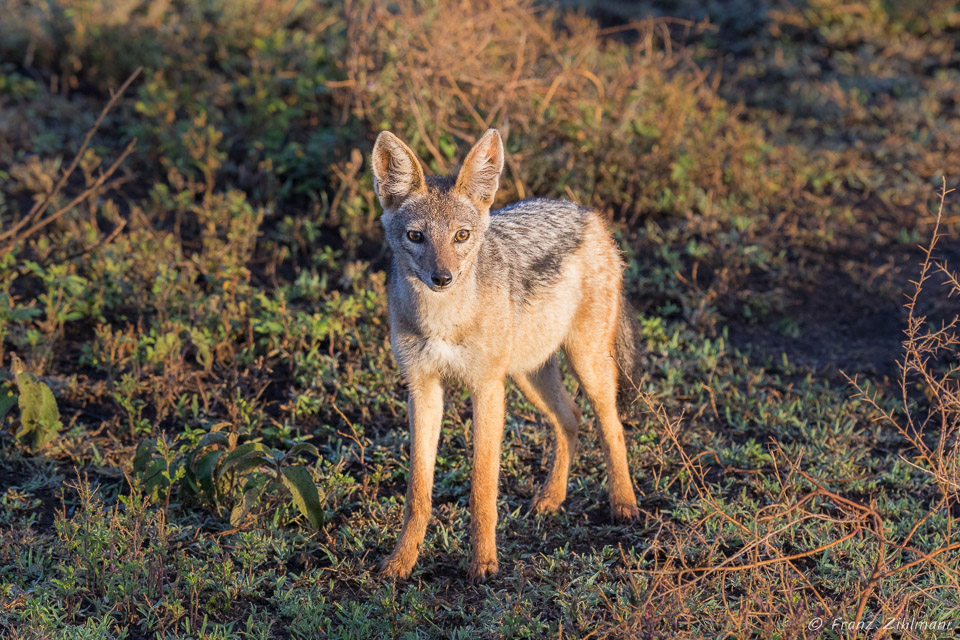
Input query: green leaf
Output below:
<box><xmin>230</xmin><ymin>477</ymin><xmax>267</xmax><ymax>527</ymax></box>
<box><xmin>191</xmin><ymin>450</ymin><xmax>224</xmax><ymax>503</ymax></box>
<box><xmin>0</xmin><ymin>384</ymin><xmax>17</xmax><ymax>422</ymax></box>
<box><xmin>13</xmin><ymin>369</ymin><xmax>62</xmax><ymax>451</ymax></box>
<box><xmin>143</xmin><ymin>458</ymin><xmax>178</xmax><ymax>502</ymax></box>
<box><xmin>220</xmin><ymin>442</ymin><xmax>269</xmax><ymax>468</ymax></box>
<box><xmin>281</xmin><ymin>465</ymin><xmax>325</xmax><ymax>530</ymax></box>
<box><xmin>285</xmin><ymin>442</ymin><xmax>319</xmax><ymax>460</ymax></box>
<box><xmin>220</xmin><ymin>452</ymin><xmax>272</xmax><ymax>477</ymax></box>
<box><xmin>132</xmin><ymin>438</ymin><xmax>157</xmax><ymax>473</ymax></box>
<box><xmin>195</xmin><ymin>431</ymin><xmax>230</xmax><ymax>451</ymax></box>
<box><xmin>131</xmin><ymin>437</ymin><xmax>178</xmax><ymax>502</ymax></box>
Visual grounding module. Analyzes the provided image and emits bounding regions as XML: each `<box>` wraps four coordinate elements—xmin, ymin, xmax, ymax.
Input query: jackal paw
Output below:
<box><xmin>467</xmin><ymin>558</ymin><xmax>498</xmax><ymax>583</ymax></box>
<box><xmin>531</xmin><ymin>491</ymin><xmax>565</xmax><ymax>515</ymax></box>
<box><xmin>379</xmin><ymin>553</ymin><xmax>416</xmax><ymax>580</ymax></box>
<box><xmin>611</xmin><ymin>501</ymin><xmax>640</xmax><ymax>523</ymax></box>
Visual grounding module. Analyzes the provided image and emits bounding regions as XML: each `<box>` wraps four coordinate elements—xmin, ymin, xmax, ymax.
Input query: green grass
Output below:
<box><xmin>1</xmin><ymin>0</ymin><xmax>960</xmax><ymax>637</ymax></box>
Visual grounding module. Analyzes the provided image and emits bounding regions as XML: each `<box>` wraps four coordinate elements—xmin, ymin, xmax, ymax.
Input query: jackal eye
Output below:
<box><xmin>406</xmin><ymin>230</ymin><xmax>424</xmax><ymax>243</ymax></box>
<box><xmin>454</xmin><ymin>229</ymin><xmax>470</xmax><ymax>243</ymax></box>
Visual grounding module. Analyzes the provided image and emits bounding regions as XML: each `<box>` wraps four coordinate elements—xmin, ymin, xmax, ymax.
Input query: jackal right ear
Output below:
<box><xmin>371</xmin><ymin>131</ymin><xmax>426</xmax><ymax>211</ymax></box>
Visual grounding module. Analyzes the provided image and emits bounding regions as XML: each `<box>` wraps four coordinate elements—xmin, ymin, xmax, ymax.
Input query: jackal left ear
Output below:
<box><xmin>455</xmin><ymin>129</ymin><xmax>504</xmax><ymax>212</ymax></box>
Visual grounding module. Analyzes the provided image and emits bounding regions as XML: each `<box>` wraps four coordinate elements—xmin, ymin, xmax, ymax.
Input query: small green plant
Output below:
<box><xmin>134</xmin><ymin>430</ymin><xmax>325</xmax><ymax>530</ymax></box>
<box><xmin>9</xmin><ymin>354</ymin><xmax>62</xmax><ymax>451</ymax></box>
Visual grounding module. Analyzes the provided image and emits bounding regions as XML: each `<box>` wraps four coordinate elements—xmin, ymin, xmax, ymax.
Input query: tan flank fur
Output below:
<box><xmin>372</xmin><ymin>129</ymin><xmax>640</xmax><ymax>581</ymax></box>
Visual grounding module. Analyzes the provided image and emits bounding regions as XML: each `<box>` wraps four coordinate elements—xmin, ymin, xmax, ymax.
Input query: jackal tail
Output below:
<box><xmin>614</xmin><ymin>295</ymin><xmax>641</xmax><ymax>414</ymax></box>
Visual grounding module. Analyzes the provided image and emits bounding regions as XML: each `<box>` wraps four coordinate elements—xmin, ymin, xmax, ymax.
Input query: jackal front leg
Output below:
<box><xmin>468</xmin><ymin>378</ymin><xmax>506</xmax><ymax>582</ymax></box>
<box><xmin>380</xmin><ymin>374</ymin><xmax>443</xmax><ymax>579</ymax></box>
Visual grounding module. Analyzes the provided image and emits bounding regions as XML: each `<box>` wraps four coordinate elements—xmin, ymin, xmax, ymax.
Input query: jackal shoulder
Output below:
<box><xmin>482</xmin><ymin>198</ymin><xmax>611</xmax><ymax>303</ymax></box>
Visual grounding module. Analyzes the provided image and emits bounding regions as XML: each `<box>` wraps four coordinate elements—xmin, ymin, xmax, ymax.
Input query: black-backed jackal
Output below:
<box><xmin>372</xmin><ymin>129</ymin><xmax>640</xmax><ymax>581</ymax></box>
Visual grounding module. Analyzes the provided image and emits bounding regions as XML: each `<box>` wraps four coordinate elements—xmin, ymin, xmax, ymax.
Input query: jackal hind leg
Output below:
<box><xmin>513</xmin><ymin>358</ymin><xmax>581</xmax><ymax>514</ymax></box>
<box><xmin>564</xmin><ymin>325</ymin><xmax>639</xmax><ymax>523</ymax></box>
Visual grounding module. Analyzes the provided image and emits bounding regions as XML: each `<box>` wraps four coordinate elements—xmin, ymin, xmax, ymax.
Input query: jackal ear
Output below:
<box><xmin>371</xmin><ymin>131</ymin><xmax>426</xmax><ymax>211</ymax></box>
<box><xmin>455</xmin><ymin>129</ymin><xmax>504</xmax><ymax>212</ymax></box>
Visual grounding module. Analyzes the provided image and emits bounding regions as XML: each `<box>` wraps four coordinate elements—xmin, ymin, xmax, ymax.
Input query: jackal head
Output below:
<box><xmin>372</xmin><ymin>129</ymin><xmax>504</xmax><ymax>292</ymax></box>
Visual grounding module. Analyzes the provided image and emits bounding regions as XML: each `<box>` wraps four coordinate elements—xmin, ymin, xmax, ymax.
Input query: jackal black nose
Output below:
<box><xmin>431</xmin><ymin>270</ymin><xmax>453</xmax><ymax>287</ymax></box>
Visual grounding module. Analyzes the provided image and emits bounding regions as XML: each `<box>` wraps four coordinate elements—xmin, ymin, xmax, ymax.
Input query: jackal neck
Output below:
<box><xmin>390</xmin><ymin>259</ymin><xmax>481</xmax><ymax>340</ymax></box>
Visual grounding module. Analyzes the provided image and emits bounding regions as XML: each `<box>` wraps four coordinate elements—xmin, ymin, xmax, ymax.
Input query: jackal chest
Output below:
<box><xmin>420</xmin><ymin>335</ymin><xmax>469</xmax><ymax>378</ymax></box>
<box><xmin>391</xmin><ymin>330</ymin><xmax>473</xmax><ymax>381</ymax></box>
<box><xmin>388</xmin><ymin>282</ymin><xmax>497</xmax><ymax>381</ymax></box>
